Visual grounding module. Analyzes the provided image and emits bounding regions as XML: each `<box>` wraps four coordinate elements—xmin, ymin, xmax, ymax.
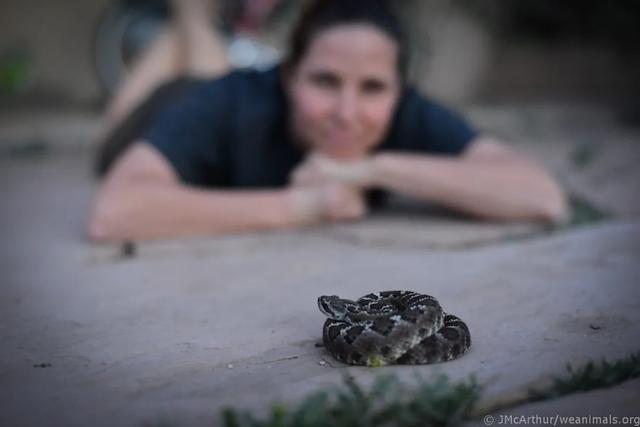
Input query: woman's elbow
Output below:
<box><xmin>87</xmin><ymin>211</ymin><xmax>112</xmax><ymax>242</ymax></box>
<box><xmin>86</xmin><ymin>192</ymin><xmax>128</xmax><ymax>242</ymax></box>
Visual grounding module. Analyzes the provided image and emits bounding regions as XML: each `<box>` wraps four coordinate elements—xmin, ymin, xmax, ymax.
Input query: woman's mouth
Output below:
<box><xmin>326</xmin><ymin>130</ymin><xmax>357</xmax><ymax>146</ymax></box>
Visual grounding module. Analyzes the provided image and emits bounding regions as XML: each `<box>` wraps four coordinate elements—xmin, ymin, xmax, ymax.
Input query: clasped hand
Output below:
<box><xmin>287</xmin><ymin>153</ymin><xmax>375</xmax><ymax>224</ymax></box>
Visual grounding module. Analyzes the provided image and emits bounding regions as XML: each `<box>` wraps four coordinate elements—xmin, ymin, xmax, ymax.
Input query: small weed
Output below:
<box><xmin>0</xmin><ymin>48</ymin><xmax>31</xmax><ymax>94</ymax></box>
<box><xmin>571</xmin><ymin>142</ymin><xmax>602</xmax><ymax>170</ymax></box>
<box><xmin>528</xmin><ymin>351</ymin><xmax>640</xmax><ymax>401</ymax></box>
<box><xmin>567</xmin><ymin>194</ymin><xmax>610</xmax><ymax>227</ymax></box>
<box><xmin>221</xmin><ymin>373</ymin><xmax>481</xmax><ymax>427</ymax></box>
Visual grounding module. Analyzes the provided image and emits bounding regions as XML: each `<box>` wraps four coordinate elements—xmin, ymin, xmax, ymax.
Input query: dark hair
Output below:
<box><xmin>284</xmin><ymin>0</ymin><xmax>409</xmax><ymax>81</ymax></box>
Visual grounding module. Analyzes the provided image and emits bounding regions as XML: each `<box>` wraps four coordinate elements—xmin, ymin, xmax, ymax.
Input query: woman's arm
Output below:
<box><xmin>87</xmin><ymin>142</ymin><xmax>366</xmax><ymax>242</ymax></box>
<box><xmin>88</xmin><ymin>143</ymin><xmax>293</xmax><ymax>241</ymax></box>
<box><xmin>370</xmin><ymin>136</ymin><xmax>568</xmax><ymax>223</ymax></box>
<box><xmin>291</xmin><ymin>136</ymin><xmax>569</xmax><ymax>223</ymax></box>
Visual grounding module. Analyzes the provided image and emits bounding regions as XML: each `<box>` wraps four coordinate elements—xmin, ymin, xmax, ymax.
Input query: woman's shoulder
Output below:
<box><xmin>395</xmin><ymin>85</ymin><xmax>473</xmax><ymax>128</ymax></box>
<box><xmin>385</xmin><ymin>85</ymin><xmax>477</xmax><ymax>155</ymax></box>
<box><xmin>397</xmin><ymin>85</ymin><xmax>451</xmax><ymax>114</ymax></box>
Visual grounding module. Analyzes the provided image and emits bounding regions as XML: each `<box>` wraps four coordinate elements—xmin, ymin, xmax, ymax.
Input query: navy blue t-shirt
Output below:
<box><xmin>144</xmin><ymin>66</ymin><xmax>477</xmax><ymax>190</ymax></box>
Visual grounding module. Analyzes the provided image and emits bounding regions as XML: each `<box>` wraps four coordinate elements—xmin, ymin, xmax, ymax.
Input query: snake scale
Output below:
<box><xmin>318</xmin><ymin>291</ymin><xmax>471</xmax><ymax>366</ymax></box>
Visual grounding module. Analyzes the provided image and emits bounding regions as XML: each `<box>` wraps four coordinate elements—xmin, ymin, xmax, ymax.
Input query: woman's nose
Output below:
<box><xmin>334</xmin><ymin>89</ymin><xmax>358</xmax><ymax>125</ymax></box>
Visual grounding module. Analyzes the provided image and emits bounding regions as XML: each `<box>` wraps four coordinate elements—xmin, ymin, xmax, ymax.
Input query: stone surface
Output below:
<box><xmin>1</xmin><ymin>109</ymin><xmax>639</xmax><ymax>426</ymax></box>
<box><xmin>0</xmin><ymin>110</ymin><xmax>103</xmax><ymax>149</ymax></box>
<box><xmin>466</xmin><ymin>379</ymin><xmax>640</xmax><ymax>427</ymax></box>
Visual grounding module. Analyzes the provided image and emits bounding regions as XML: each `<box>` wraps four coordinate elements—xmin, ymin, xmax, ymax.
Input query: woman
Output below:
<box><xmin>88</xmin><ymin>0</ymin><xmax>568</xmax><ymax>242</ymax></box>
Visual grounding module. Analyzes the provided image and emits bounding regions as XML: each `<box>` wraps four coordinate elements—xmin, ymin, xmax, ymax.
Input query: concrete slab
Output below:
<box><xmin>322</xmin><ymin>195</ymin><xmax>543</xmax><ymax>251</ymax></box>
<box><xmin>0</xmin><ymin>108</ymin><xmax>640</xmax><ymax>426</ymax></box>
<box><xmin>1</xmin><ymin>108</ymin><xmax>639</xmax><ymax>426</ymax></box>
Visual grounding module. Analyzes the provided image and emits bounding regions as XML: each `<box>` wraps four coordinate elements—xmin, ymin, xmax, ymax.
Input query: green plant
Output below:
<box><xmin>529</xmin><ymin>352</ymin><xmax>640</xmax><ymax>401</ymax></box>
<box><xmin>571</xmin><ymin>142</ymin><xmax>602</xmax><ymax>169</ymax></box>
<box><xmin>221</xmin><ymin>373</ymin><xmax>481</xmax><ymax>427</ymax></box>
<box><xmin>0</xmin><ymin>49</ymin><xmax>31</xmax><ymax>95</ymax></box>
<box><xmin>567</xmin><ymin>194</ymin><xmax>609</xmax><ymax>227</ymax></box>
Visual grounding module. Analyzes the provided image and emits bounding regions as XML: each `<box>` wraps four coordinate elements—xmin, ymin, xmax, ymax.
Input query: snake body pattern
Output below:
<box><xmin>318</xmin><ymin>291</ymin><xmax>471</xmax><ymax>366</ymax></box>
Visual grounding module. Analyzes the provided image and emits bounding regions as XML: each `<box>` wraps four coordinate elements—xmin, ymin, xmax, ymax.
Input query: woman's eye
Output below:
<box><xmin>310</xmin><ymin>73</ymin><xmax>339</xmax><ymax>89</ymax></box>
<box><xmin>362</xmin><ymin>80</ymin><xmax>387</xmax><ymax>94</ymax></box>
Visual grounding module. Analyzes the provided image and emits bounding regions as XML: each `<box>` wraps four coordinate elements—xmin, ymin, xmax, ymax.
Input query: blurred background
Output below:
<box><xmin>0</xmin><ymin>0</ymin><xmax>638</xmax><ymax>119</ymax></box>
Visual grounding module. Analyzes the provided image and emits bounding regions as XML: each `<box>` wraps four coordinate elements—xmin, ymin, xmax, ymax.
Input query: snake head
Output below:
<box><xmin>318</xmin><ymin>295</ymin><xmax>360</xmax><ymax>320</ymax></box>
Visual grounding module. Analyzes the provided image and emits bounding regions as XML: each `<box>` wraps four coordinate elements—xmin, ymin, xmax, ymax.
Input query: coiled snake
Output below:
<box><xmin>318</xmin><ymin>291</ymin><xmax>471</xmax><ymax>366</ymax></box>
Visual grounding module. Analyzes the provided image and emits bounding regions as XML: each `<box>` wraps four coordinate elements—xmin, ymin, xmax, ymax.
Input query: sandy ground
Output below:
<box><xmin>1</xmin><ymin>105</ymin><xmax>639</xmax><ymax>426</ymax></box>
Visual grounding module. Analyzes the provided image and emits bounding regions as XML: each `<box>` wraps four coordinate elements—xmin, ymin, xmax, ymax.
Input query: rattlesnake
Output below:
<box><xmin>318</xmin><ymin>291</ymin><xmax>471</xmax><ymax>366</ymax></box>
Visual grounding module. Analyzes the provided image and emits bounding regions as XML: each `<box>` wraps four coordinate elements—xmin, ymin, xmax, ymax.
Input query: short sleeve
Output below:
<box><xmin>383</xmin><ymin>88</ymin><xmax>477</xmax><ymax>155</ymax></box>
<box><xmin>144</xmin><ymin>78</ymin><xmax>231</xmax><ymax>186</ymax></box>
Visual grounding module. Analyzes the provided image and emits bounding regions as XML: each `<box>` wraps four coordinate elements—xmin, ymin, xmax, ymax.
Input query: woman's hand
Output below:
<box><xmin>290</xmin><ymin>152</ymin><xmax>375</xmax><ymax>189</ymax></box>
<box><xmin>287</xmin><ymin>152</ymin><xmax>372</xmax><ymax>225</ymax></box>
<box><xmin>285</xmin><ymin>184</ymin><xmax>367</xmax><ymax>225</ymax></box>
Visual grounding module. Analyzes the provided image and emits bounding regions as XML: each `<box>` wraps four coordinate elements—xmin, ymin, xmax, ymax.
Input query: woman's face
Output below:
<box><xmin>286</xmin><ymin>24</ymin><xmax>402</xmax><ymax>160</ymax></box>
